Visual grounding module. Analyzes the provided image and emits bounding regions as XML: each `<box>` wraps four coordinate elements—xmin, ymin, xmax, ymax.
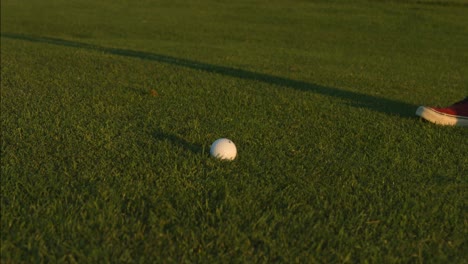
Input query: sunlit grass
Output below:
<box><xmin>1</xmin><ymin>0</ymin><xmax>467</xmax><ymax>262</ymax></box>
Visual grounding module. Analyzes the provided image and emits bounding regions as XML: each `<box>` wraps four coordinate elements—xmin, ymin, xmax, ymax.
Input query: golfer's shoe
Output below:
<box><xmin>416</xmin><ymin>97</ymin><xmax>468</xmax><ymax>127</ymax></box>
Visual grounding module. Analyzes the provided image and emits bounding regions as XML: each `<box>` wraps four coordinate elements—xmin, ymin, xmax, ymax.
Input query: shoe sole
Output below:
<box><xmin>416</xmin><ymin>106</ymin><xmax>468</xmax><ymax>127</ymax></box>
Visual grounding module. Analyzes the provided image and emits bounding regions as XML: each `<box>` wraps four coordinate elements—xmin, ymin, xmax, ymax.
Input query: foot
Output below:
<box><xmin>416</xmin><ymin>98</ymin><xmax>468</xmax><ymax>127</ymax></box>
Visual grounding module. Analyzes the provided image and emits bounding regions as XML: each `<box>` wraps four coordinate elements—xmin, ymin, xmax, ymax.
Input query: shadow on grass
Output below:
<box><xmin>1</xmin><ymin>32</ymin><xmax>417</xmax><ymax>117</ymax></box>
<box><xmin>153</xmin><ymin>130</ymin><xmax>203</xmax><ymax>154</ymax></box>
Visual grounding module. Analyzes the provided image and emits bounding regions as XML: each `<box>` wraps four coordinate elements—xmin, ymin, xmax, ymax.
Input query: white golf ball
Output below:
<box><xmin>210</xmin><ymin>138</ymin><xmax>237</xmax><ymax>160</ymax></box>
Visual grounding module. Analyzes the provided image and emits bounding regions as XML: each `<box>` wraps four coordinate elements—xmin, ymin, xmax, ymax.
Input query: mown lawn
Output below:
<box><xmin>1</xmin><ymin>0</ymin><xmax>467</xmax><ymax>262</ymax></box>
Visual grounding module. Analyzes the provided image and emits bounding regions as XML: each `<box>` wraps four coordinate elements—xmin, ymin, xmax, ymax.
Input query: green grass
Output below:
<box><xmin>1</xmin><ymin>0</ymin><xmax>467</xmax><ymax>262</ymax></box>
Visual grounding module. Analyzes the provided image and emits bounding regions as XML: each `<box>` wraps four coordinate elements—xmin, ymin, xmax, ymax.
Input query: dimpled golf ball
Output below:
<box><xmin>210</xmin><ymin>138</ymin><xmax>237</xmax><ymax>160</ymax></box>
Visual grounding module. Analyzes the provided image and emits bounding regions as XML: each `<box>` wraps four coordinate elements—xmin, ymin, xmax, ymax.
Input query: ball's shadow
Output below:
<box><xmin>153</xmin><ymin>130</ymin><xmax>204</xmax><ymax>154</ymax></box>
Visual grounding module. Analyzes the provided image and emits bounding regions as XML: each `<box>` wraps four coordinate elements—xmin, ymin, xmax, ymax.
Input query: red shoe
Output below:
<box><xmin>416</xmin><ymin>98</ymin><xmax>468</xmax><ymax>127</ymax></box>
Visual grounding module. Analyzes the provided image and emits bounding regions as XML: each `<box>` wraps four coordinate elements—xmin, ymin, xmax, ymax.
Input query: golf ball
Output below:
<box><xmin>210</xmin><ymin>138</ymin><xmax>237</xmax><ymax>160</ymax></box>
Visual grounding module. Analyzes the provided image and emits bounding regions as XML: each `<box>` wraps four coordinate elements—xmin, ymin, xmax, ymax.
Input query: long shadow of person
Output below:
<box><xmin>1</xmin><ymin>32</ymin><xmax>416</xmax><ymax>118</ymax></box>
